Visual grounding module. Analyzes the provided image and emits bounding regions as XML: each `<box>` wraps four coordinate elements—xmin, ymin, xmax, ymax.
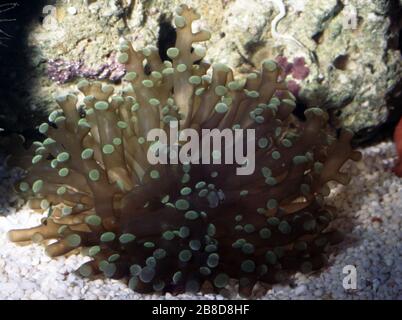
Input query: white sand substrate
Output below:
<box><xmin>0</xmin><ymin>141</ymin><xmax>401</xmax><ymax>300</ymax></box>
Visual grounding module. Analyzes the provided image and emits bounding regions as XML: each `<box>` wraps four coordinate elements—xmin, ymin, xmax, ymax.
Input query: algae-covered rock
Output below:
<box><xmin>3</xmin><ymin>0</ymin><xmax>401</xmax><ymax>137</ymax></box>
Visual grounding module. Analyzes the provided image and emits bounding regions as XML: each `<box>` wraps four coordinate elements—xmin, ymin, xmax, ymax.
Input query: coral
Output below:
<box><xmin>393</xmin><ymin>117</ymin><xmax>402</xmax><ymax>177</ymax></box>
<box><xmin>8</xmin><ymin>5</ymin><xmax>361</xmax><ymax>296</ymax></box>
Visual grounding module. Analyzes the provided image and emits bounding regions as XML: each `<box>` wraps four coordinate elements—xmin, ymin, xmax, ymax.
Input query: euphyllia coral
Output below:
<box><xmin>8</xmin><ymin>4</ymin><xmax>361</xmax><ymax>297</ymax></box>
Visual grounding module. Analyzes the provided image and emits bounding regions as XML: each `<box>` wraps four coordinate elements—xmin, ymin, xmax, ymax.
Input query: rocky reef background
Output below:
<box><xmin>0</xmin><ymin>0</ymin><xmax>401</xmax><ymax>147</ymax></box>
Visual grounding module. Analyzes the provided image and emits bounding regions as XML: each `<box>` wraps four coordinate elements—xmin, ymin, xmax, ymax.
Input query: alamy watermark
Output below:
<box><xmin>147</xmin><ymin>121</ymin><xmax>256</xmax><ymax>175</ymax></box>
<box><xmin>343</xmin><ymin>3</ymin><xmax>358</xmax><ymax>30</ymax></box>
<box><xmin>342</xmin><ymin>265</ymin><xmax>357</xmax><ymax>290</ymax></box>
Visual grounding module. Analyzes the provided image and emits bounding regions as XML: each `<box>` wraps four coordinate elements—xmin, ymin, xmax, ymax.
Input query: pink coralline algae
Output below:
<box><xmin>275</xmin><ymin>56</ymin><xmax>310</xmax><ymax>97</ymax></box>
<box><xmin>291</xmin><ymin>57</ymin><xmax>310</xmax><ymax>80</ymax></box>
<box><xmin>47</xmin><ymin>52</ymin><xmax>126</xmax><ymax>84</ymax></box>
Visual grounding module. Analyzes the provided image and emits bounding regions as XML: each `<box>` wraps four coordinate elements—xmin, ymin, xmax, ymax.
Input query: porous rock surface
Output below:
<box><xmin>16</xmin><ymin>0</ymin><xmax>401</xmax><ymax>135</ymax></box>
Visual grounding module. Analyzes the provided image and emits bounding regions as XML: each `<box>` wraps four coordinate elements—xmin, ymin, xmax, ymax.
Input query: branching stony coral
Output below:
<box><xmin>8</xmin><ymin>5</ymin><xmax>361</xmax><ymax>296</ymax></box>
